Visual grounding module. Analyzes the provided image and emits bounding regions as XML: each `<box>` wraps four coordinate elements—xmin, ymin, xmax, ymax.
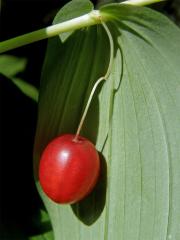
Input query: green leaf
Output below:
<box><xmin>12</xmin><ymin>77</ymin><xmax>39</xmax><ymax>102</ymax></box>
<box><xmin>28</xmin><ymin>231</ymin><xmax>53</xmax><ymax>240</ymax></box>
<box><xmin>28</xmin><ymin>209</ymin><xmax>53</xmax><ymax>240</ymax></box>
<box><xmin>34</xmin><ymin>4</ymin><xmax>180</xmax><ymax>240</ymax></box>
<box><xmin>0</xmin><ymin>55</ymin><xmax>39</xmax><ymax>102</ymax></box>
<box><xmin>53</xmin><ymin>0</ymin><xmax>94</xmax><ymax>42</ymax></box>
<box><xmin>0</xmin><ymin>54</ymin><xmax>27</xmax><ymax>77</ymax></box>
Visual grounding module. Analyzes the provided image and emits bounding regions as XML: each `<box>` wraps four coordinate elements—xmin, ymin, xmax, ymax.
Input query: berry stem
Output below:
<box><xmin>73</xmin><ymin>22</ymin><xmax>114</xmax><ymax>141</ymax></box>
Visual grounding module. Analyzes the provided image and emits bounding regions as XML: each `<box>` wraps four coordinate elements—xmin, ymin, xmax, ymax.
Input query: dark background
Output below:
<box><xmin>0</xmin><ymin>0</ymin><xmax>179</xmax><ymax>239</ymax></box>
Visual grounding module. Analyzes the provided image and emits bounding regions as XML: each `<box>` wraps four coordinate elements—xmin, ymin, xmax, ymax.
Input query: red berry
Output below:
<box><xmin>39</xmin><ymin>134</ymin><xmax>100</xmax><ymax>204</ymax></box>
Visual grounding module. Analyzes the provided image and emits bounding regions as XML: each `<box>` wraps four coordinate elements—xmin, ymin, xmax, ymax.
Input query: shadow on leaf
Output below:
<box><xmin>71</xmin><ymin>153</ymin><xmax>107</xmax><ymax>225</ymax></box>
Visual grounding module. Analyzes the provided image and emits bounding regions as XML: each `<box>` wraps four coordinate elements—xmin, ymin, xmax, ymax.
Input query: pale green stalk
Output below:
<box><xmin>0</xmin><ymin>11</ymin><xmax>101</xmax><ymax>53</ymax></box>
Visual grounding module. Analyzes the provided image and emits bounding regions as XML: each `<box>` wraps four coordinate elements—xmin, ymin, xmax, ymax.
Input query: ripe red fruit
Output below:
<box><xmin>39</xmin><ymin>134</ymin><xmax>100</xmax><ymax>204</ymax></box>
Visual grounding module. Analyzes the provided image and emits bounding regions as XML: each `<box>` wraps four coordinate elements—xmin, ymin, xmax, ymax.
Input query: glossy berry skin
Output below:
<box><xmin>39</xmin><ymin>134</ymin><xmax>100</xmax><ymax>204</ymax></box>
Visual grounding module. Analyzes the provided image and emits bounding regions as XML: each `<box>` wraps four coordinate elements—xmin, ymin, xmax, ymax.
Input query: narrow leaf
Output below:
<box><xmin>0</xmin><ymin>55</ymin><xmax>39</xmax><ymax>102</ymax></box>
<box><xmin>12</xmin><ymin>77</ymin><xmax>39</xmax><ymax>102</ymax></box>
<box><xmin>0</xmin><ymin>54</ymin><xmax>27</xmax><ymax>77</ymax></box>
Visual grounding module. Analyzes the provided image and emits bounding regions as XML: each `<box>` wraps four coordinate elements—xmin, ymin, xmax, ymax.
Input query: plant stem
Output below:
<box><xmin>0</xmin><ymin>11</ymin><xmax>102</xmax><ymax>54</ymax></box>
<box><xmin>0</xmin><ymin>0</ymin><xmax>163</xmax><ymax>54</ymax></box>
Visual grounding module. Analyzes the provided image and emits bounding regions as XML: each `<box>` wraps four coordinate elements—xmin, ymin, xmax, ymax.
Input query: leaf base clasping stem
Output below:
<box><xmin>0</xmin><ymin>0</ymin><xmax>163</xmax><ymax>54</ymax></box>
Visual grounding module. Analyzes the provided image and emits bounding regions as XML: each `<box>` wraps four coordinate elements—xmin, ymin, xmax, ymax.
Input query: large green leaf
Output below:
<box><xmin>34</xmin><ymin>3</ymin><xmax>180</xmax><ymax>240</ymax></box>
